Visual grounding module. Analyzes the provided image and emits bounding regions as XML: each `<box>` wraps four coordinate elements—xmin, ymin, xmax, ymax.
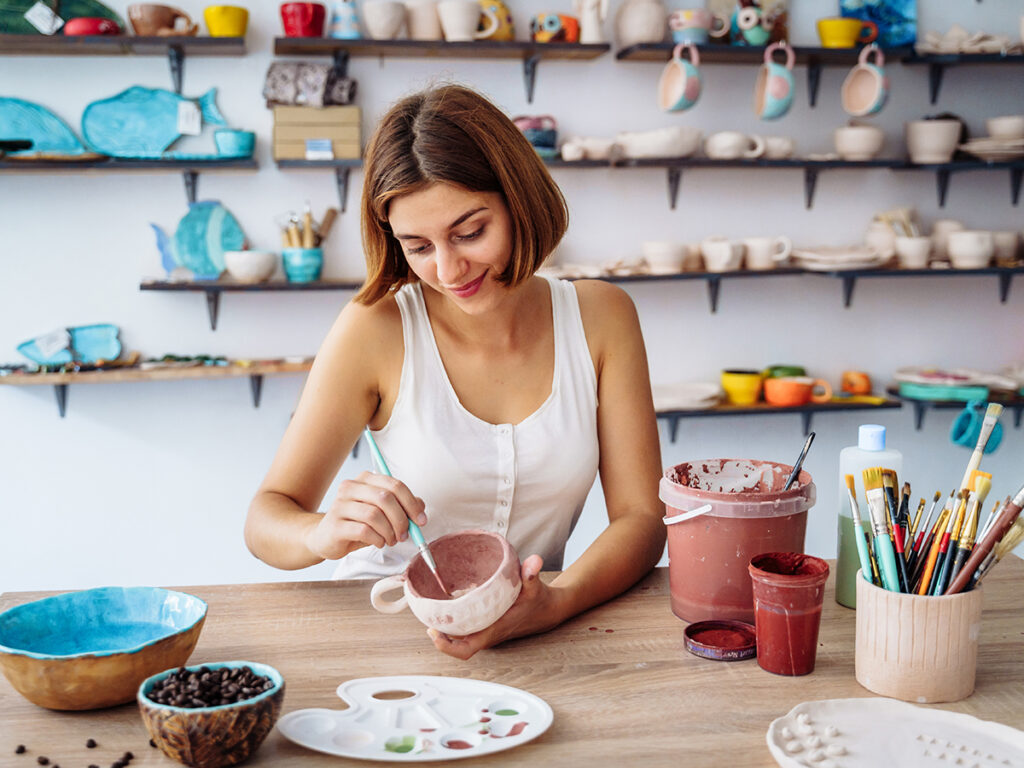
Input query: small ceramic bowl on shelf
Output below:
<box><xmin>282</xmin><ymin>247</ymin><xmax>323</xmax><ymax>282</ymax></box>
<box><xmin>138</xmin><ymin>660</ymin><xmax>285</xmax><ymax>768</ymax></box>
<box><xmin>224</xmin><ymin>250</ymin><xmax>277</xmax><ymax>283</ymax></box>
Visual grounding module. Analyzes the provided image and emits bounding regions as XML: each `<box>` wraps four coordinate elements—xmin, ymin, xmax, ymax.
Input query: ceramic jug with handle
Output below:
<box><xmin>477</xmin><ymin>0</ymin><xmax>514</xmax><ymax>40</ymax></box>
<box><xmin>328</xmin><ymin>0</ymin><xmax>362</xmax><ymax>38</ymax></box>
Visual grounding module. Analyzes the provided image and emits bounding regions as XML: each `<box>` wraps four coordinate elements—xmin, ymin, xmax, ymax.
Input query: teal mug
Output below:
<box><xmin>753</xmin><ymin>42</ymin><xmax>795</xmax><ymax>121</ymax></box>
<box><xmin>950</xmin><ymin>400</ymin><xmax>1003</xmax><ymax>453</ymax></box>
<box><xmin>658</xmin><ymin>42</ymin><xmax>702</xmax><ymax>113</ymax></box>
<box><xmin>214</xmin><ymin>129</ymin><xmax>256</xmax><ymax>158</ymax></box>
<box><xmin>841</xmin><ymin>44</ymin><xmax>889</xmax><ymax>117</ymax></box>
<box><xmin>282</xmin><ymin>247</ymin><xmax>323</xmax><ymax>282</ymax></box>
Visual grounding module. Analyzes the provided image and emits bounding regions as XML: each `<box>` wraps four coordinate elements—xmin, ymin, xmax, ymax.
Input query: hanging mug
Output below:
<box><xmin>657</xmin><ymin>42</ymin><xmax>702</xmax><ymax>113</ymax></box>
<box><xmin>753</xmin><ymin>41</ymin><xmax>794</xmax><ymax>121</ymax></box>
<box><xmin>842</xmin><ymin>44</ymin><xmax>889</xmax><ymax>117</ymax></box>
<box><xmin>950</xmin><ymin>401</ymin><xmax>1003</xmax><ymax>454</ymax></box>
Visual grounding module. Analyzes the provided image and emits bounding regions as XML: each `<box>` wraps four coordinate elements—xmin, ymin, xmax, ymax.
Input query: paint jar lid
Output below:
<box><xmin>858</xmin><ymin>424</ymin><xmax>886</xmax><ymax>451</ymax></box>
<box><xmin>683</xmin><ymin>620</ymin><xmax>757</xmax><ymax>661</ymax></box>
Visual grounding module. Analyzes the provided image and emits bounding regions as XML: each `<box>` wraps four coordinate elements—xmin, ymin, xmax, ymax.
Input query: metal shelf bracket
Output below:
<box><xmin>806</xmin><ymin>58</ymin><xmax>822</xmax><ymax>107</ymax></box>
<box><xmin>53</xmin><ymin>384</ymin><xmax>68</xmax><ymax>418</ymax></box>
<box><xmin>335</xmin><ymin>166</ymin><xmax>351</xmax><ymax>212</ymax></box>
<box><xmin>803</xmin><ymin>167</ymin><xmax>819</xmax><ymax>209</ymax></box>
<box><xmin>999</xmin><ymin>273</ymin><xmax>1013</xmax><ymax>303</ymax></box>
<box><xmin>183</xmin><ymin>170</ymin><xmax>198</xmax><ymax>204</ymax></box>
<box><xmin>927</xmin><ymin>62</ymin><xmax>945</xmax><ymax>104</ymax></box>
<box><xmin>205</xmin><ymin>290</ymin><xmax>221</xmax><ymax>331</ymax></box>
<box><xmin>523</xmin><ymin>54</ymin><xmax>540</xmax><ymax>103</ymax></box>
<box><xmin>667</xmin><ymin>167</ymin><xmax>681</xmax><ymax>209</ymax></box>
<box><xmin>250</xmin><ymin>374</ymin><xmax>263</xmax><ymax>408</ymax></box>
<box><xmin>842</xmin><ymin>276</ymin><xmax>857</xmax><ymax>308</ymax></box>
<box><xmin>936</xmin><ymin>168</ymin><xmax>951</xmax><ymax>207</ymax></box>
<box><xmin>1011</xmin><ymin>167</ymin><xmax>1022</xmax><ymax>206</ymax></box>
<box><xmin>168</xmin><ymin>45</ymin><xmax>185</xmax><ymax>94</ymax></box>
<box><xmin>706</xmin><ymin>276</ymin><xmax>721</xmax><ymax>313</ymax></box>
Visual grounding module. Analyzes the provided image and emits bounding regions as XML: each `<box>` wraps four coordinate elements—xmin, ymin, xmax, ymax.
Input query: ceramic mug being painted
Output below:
<box><xmin>658</xmin><ymin>43</ymin><xmax>702</xmax><ymax>113</ymax></box>
<box><xmin>753</xmin><ymin>42</ymin><xmax>795</xmax><ymax>121</ymax></box>
<box><xmin>842</xmin><ymin>44</ymin><xmax>889</xmax><ymax>117</ymax></box>
<box><xmin>370</xmin><ymin>530</ymin><xmax>522</xmax><ymax>636</ymax></box>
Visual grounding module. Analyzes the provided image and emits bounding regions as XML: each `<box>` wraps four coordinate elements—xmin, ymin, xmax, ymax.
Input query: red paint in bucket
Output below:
<box><xmin>660</xmin><ymin>459</ymin><xmax>816</xmax><ymax>623</ymax></box>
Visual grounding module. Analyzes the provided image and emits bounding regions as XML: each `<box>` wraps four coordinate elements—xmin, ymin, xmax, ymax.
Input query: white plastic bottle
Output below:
<box><xmin>836</xmin><ymin>424</ymin><xmax>903</xmax><ymax>608</ymax></box>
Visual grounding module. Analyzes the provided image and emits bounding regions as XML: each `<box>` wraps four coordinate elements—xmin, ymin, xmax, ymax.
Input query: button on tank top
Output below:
<box><xmin>332</xmin><ymin>276</ymin><xmax>599</xmax><ymax>580</ymax></box>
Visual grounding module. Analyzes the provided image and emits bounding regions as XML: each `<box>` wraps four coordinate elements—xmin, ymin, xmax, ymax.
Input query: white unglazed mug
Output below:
<box><xmin>701</xmin><ymin>236</ymin><xmax>744</xmax><ymax>272</ymax></box>
<box><xmin>369</xmin><ymin>530</ymin><xmax>522</xmax><ymax>636</ymax></box>
<box><xmin>438</xmin><ymin>0</ymin><xmax>498</xmax><ymax>40</ymax></box>
<box><xmin>743</xmin><ymin>235</ymin><xmax>792</xmax><ymax>270</ymax></box>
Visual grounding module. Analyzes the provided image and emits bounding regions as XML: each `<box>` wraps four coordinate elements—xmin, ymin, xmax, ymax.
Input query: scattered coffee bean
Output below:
<box><xmin>86</xmin><ymin>738</ymin><xmax>97</xmax><ymax>748</ymax></box>
<box><xmin>148</xmin><ymin>740</ymin><xmax>156</xmax><ymax>749</ymax></box>
<box><xmin>123</xmin><ymin>752</ymin><xmax>134</xmax><ymax>760</ymax></box>
<box><xmin>15</xmin><ymin>745</ymin><xmax>26</xmax><ymax>754</ymax></box>
<box><xmin>89</xmin><ymin>765</ymin><xmax>99</xmax><ymax>768</ymax></box>
<box><xmin>36</xmin><ymin>758</ymin><xmax>48</xmax><ymax>766</ymax></box>
<box><xmin>146</xmin><ymin>665</ymin><xmax>274</xmax><ymax>708</ymax></box>
<box><xmin>111</xmin><ymin>761</ymin><xmax>124</xmax><ymax>768</ymax></box>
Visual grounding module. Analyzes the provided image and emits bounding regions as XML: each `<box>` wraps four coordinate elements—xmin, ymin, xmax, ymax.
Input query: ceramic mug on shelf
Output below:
<box><xmin>720</xmin><ymin>369</ymin><xmax>763</xmax><ymax>405</ymax></box>
<box><xmin>439</xmin><ymin>0</ymin><xmax>498</xmax><ymax>41</ymax></box>
<box><xmin>834</xmin><ymin>124</ymin><xmax>884</xmax><ymax>161</ymax></box>
<box><xmin>704</xmin><ymin>131</ymin><xmax>765</xmax><ymax>160</ymax></box>
<box><xmin>816</xmin><ymin>16</ymin><xmax>877</xmax><ymax>48</ymax></box>
<box><xmin>658</xmin><ymin>43</ymin><xmax>702</xmax><ymax>113</ymax></box>
<box><xmin>905</xmin><ymin>119</ymin><xmax>961</xmax><ymax>164</ymax></box>
<box><xmin>763</xmin><ymin>364</ymin><xmax>806</xmax><ymax>379</ymax></box>
<box><xmin>668</xmin><ymin>7</ymin><xmax>715</xmax><ymax>45</ymax></box>
<box><xmin>128</xmin><ymin>3</ymin><xmax>198</xmax><ymax>35</ymax></box>
<box><xmin>894</xmin><ymin>235</ymin><xmax>931</xmax><ymax>269</ymax></box>
<box><xmin>763</xmin><ymin>376</ymin><xmax>832</xmax><ymax>407</ymax></box>
<box><xmin>993</xmin><ymin>231</ymin><xmax>1020</xmax><ymax>265</ymax></box>
<box><xmin>930</xmin><ymin>218</ymin><xmax>965</xmax><ymax>262</ymax></box>
<box><xmin>763</xmin><ymin>135</ymin><xmax>795</xmax><ymax>159</ymax></box>
<box><xmin>405</xmin><ymin>0</ymin><xmax>443</xmax><ymax>39</ymax></box>
<box><xmin>743</xmin><ymin>235</ymin><xmax>792</xmax><ymax>270</ymax></box>
<box><xmin>947</xmin><ymin>230</ymin><xmax>994</xmax><ymax>269</ymax></box>
<box><xmin>753</xmin><ymin>42</ymin><xmax>795</xmax><ymax>121</ymax></box>
<box><xmin>842</xmin><ymin>44</ymin><xmax>888</xmax><ymax>117</ymax></box>
<box><xmin>362</xmin><ymin>0</ymin><xmax>406</xmax><ymax>39</ymax></box>
<box><xmin>701</xmin><ymin>236</ymin><xmax>744</xmax><ymax>272</ymax></box>
<box><xmin>214</xmin><ymin>129</ymin><xmax>255</xmax><ymax>158</ymax></box>
<box><xmin>203</xmin><ymin>5</ymin><xmax>248</xmax><ymax>36</ymax></box>
<box><xmin>280</xmin><ymin>1</ymin><xmax>327</xmax><ymax>36</ymax></box>
<box><xmin>328</xmin><ymin>0</ymin><xmax>362</xmax><ymax>38</ymax></box>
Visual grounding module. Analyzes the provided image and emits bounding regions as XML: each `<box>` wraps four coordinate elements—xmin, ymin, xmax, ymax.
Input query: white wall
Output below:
<box><xmin>2</xmin><ymin>1</ymin><xmax>1023</xmax><ymax>593</ymax></box>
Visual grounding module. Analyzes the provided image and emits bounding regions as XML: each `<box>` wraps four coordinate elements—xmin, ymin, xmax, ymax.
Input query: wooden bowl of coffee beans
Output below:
<box><xmin>137</xmin><ymin>661</ymin><xmax>285</xmax><ymax>768</ymax></box>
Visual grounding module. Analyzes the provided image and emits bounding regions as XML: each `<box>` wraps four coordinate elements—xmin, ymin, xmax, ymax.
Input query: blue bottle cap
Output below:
<box><xmin>858</xmin><ymin>424</ymin><xmax>886</xmax><ymax>452</ymax></box>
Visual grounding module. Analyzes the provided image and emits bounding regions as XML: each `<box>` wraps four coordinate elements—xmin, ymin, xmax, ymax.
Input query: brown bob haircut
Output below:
<box><xmin>355</xmin><ymin>84</ymin><xmax>568</xmax><ymax>305</ymax></box>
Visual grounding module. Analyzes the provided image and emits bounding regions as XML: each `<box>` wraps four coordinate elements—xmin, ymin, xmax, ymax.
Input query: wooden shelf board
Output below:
<box><xmin>273</xmin><ymin>37</ymin><xmax>609</xmax><ymax>60</ymax></box>
<box><xmin>808</xmin><ymin>265</ymin><xmax>1024</xmax><ymax>278</ymax></box>
<box><xmin>140</xmin><ymin>279</ymin><xmax>364</xmax><ymax>292</ymax></box>
<box><xmin>276</xmin><ymin>159</ymin><xmax>363</xmax><ymax>169</ymax></box>
<box><xmin>0</xmin><ymin>158</ymin><xmax>258</xmax><ymax>172</ymax></box>
<box><xmin>615</xmin><ymin>157</ymin><xmax>903</xmax><ymax>169</ymax></box>
<box><xmin>616</xmin><ymin>43</ymin><xmax>914</xmax><ymax>64</ymax></box>
<box><xmin>0</xmin><ymin>361</ymin><xmax>312</xmax><ymax>387</ymax></box>
<box><xmin>902</xmin><ymin>52</ymin><xmax>1024</xmax><ymax>66</ymax></box>
<box><xmin>594</xmin><ymin>268</ymin><xmax>804</xmax><ymax>284</ymax></box>
<box><xmin>657</xmin><ymin>398</ymin><xmax>902</xmax><ymax>419</ymax></box>
<box><xmin>0</xmin><ymin>34</ymin><xmax>246</xmax><ymax>56</ymax></box>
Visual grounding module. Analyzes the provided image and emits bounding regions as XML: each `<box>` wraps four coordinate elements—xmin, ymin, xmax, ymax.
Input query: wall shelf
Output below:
<box><xmin>891</xmin><ymin>159</ymin><xmax>1024</xmax><ymax>208</ymax></box>
<box><xmin>141</xmin><ymin>278</ymin><xmax>364</xmax><ymax>330</ymax></box>
<box><xmin>613</xmin><ymin>157</ymin><xmax>901</xmax><ymax>209</ymax></box>
<box><xmin>657</xmin><ymin>397</ymin><xmax>902</xmax><ymax>439</ymax></box>
<box><xmin>594</xmin><ymin>268</ymin><xmax>802</xmax><ymax>313</ymax></box>
<box><xmin>0</xmin><ymin>35</ymin><xmax>246</xmax><ymax>93</ymax></box>
<box><xmin>0</xmin><ymin>158</ymin><xmax>258</xmax><ymax>203</ymax></box>
<box><xmin>885</xmin><ymin>387</ymin><xmax>1024</xmax><ymax>430</ymax></box>
<box><xmin>273</xmin><ymin>37</ymin><xmax>610</xmax><ymax>103</ymax></box>
<box><xmin>615</xmin><ymin>44</ymin><xmax>914</xmax><ymax>107</ymax></box>
<box><xmin>0</xmin><ymin>359</ymin><xmax>311</xmax><ymax>418</ymax></box>
<box><xmin>275</xmin><ymin>158</ymin><xmax>363</xmax><ymax>211</ymax></box>
<box><xmin>901</xmin><ymin>51</ymin><xmax>1024</xmax><ymax>104</ymax></box>
<box><xmin>813</xmin><ymin>264</ymin><xmax>1024</xmax><ymax>308</ymax></box>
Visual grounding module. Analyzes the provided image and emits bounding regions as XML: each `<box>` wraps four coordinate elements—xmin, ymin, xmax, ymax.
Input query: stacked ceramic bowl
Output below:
<box><xmin>959</xmin><ymin>116</ymin><xmax>1024</xmax><ymax>162</ymax></box>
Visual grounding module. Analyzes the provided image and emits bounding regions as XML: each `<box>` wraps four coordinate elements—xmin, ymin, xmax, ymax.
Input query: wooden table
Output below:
<box><xmin>3</xmin><ymin>559</ymin><xmax>1023</xmax><ymax>767</ymax></box>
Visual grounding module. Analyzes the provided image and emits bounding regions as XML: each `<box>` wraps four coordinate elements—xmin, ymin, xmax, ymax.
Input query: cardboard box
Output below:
<box><xmin>274</xmin><ymin>124</ymin><xmax>360</xmax><ymax>142</ymax></box>
<box><xmin>272</xmin><ymin>105</ymin><xmax>362</xmax><ymax>160</ymax></box>
<box><xmin>273</xmin><ymin>141</ymin><xmax>361</xmax><ymax>160</ymax></box>
<box><xmin>273</xmin><ymin>105</ymin><xmax>360</xmax><ymax>125</ymax></box>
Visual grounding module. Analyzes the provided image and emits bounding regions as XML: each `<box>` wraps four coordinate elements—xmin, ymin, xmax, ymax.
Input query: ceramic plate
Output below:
<box><xmin>767</xmin><ymin>698</ymin><xmax>1024</xmax><ymax>768</ymax></box>
<box><xmin>792</xmin><ymin>246</ymin><xmax>882</xmax><ymax>264</ymax></box>
<box><xmin>276</xmin><ymin>675</ymin><xmax>553</xmax><ymax>762</ymax></box>
<box><xmin>796</xmin><ymin>259</ymin><xmax>887</xmax><ymax>272</ymax></box>
<box><xmin>652</xmin><ymin>382</ymin><xmax>721</xmax><ymax>411</ymax></box>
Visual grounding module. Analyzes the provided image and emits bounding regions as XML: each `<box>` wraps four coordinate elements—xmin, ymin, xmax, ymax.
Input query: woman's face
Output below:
<box><xmin>388</xmin><ymin>182</ymin><xmax>514</xmax><ymax>313</ymax></box>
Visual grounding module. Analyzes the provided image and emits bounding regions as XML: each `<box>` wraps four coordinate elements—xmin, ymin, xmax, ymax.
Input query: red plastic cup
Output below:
<box><xmin>280</xmin><ymin>2</ymin><xmax>326</xmax><ymax>37</ymax></box>
<box><xmin>748</xmin><ymin>552</ymin><xmax>829</xmax><ymax>676</ymax></box>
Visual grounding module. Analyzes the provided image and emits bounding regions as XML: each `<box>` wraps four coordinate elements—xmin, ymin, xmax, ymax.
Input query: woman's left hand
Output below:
<box><xmin>427</xmin><ymin>555</ymin><xmax>559</xmax><ymax>660</ymax></box>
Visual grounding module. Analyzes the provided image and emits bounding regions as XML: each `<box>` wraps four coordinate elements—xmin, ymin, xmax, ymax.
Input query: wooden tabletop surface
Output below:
<box><xmin>2</xmin><ymin>558</ymin><xmax>1023</xmax><ymax>767</ymax></box>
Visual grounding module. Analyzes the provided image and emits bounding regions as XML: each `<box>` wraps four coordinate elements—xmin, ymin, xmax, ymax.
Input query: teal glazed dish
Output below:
<box><xmin>214</xmin><ymin>129</ymin><xmax>255</xmax><ymax>158</ymax></box>
<box><xmin>283</xmin><ymin>247</ymin><xmax>323</xmax><ymax>282</ymax></box>
<box><xmin>0</xmin><ymin>586</ymin><xmax>207</xmax><ymax>710</ymax></box>
<box><xmin>138</xmin><ymin>661</ymin><xmax>285</xmax><ymax>768</ymax></box>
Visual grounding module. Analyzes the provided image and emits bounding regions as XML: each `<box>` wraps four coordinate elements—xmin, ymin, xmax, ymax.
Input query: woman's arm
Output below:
<box><xmin>430</xmin><ymin>280</ymin><xmax>665</xmax><ymax>657</ymax></box>
<box><xmin>244</xmin><ymin>298</ymin><xmax>425</xmax><ymax>570</ymax></box>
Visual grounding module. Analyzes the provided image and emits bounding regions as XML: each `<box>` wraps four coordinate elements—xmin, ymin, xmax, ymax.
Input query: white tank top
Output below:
<box><xmin>332</xmin><ymin>276</ymin><xmax>599</xmax><ymax>580</ymax></box>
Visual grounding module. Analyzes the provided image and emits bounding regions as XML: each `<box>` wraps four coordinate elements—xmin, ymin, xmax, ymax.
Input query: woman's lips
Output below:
<box><xmin>448</xmin><ymin>272</ymin><xmax>486</xmax><ymax>298</ymax></box>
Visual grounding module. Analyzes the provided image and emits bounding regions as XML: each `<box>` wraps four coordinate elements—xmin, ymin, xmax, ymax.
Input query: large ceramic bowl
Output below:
<box><xmin>138</xmin><ymin>661</ymin><xmax>285</xmax><ymax>768</ymax></box>
<box><xmin>0</xmin><ymin>586</ymin><xmax>207</xmax><ymax>710</ymax></box>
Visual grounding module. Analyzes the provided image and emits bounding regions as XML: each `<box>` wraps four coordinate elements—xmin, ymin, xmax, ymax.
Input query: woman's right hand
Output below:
<box><xmin>304</xmin><ymin>471</ymin><xmax>428</xmax><ymax>560</ymax></box>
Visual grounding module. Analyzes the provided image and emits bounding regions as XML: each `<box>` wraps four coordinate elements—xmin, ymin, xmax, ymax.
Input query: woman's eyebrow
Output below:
<box><xmin>393</xmin><ymin>207</ymin><xmax>488</xmax><ymax>240</ymax></box>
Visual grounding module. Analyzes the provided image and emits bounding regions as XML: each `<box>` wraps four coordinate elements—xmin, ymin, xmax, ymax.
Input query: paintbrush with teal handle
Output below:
<box><xmin>363</xmin><ymin>428</ymin><xmax>448</xmax><ymax>594</ymax></box>
<box><xmin>862</xmin><ymin>467</ymin><xmax>902</xmax><ymax>592</ymax></box>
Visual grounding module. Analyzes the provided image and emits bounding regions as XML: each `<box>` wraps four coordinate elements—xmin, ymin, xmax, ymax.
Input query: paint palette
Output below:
<box><xmin>276</xmin><ymin>675</ymin><xmax>553</xmax><ymax>762</ymax></box>
<box><xmin>767</xmin><ymin>698</ymin><xmax>1024</xmax><ymax>768</ymax></box>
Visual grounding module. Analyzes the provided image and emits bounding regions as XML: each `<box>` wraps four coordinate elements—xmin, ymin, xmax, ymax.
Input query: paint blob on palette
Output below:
<box><xmin>276</xmin><ymin>675</ymin><xmax>553</xmax><ymax>762</ymax></box>
<box><xmin>766</xmin><ymin>699</ymin><xmax>1024</xmax><ymax>768</ymax></box>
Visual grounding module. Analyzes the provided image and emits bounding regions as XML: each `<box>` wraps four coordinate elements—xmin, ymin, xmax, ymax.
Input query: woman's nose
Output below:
<box><xmin>434</xmin><ymin>244</ymin><xmax>465</xmax><ymax>284</ymax></box>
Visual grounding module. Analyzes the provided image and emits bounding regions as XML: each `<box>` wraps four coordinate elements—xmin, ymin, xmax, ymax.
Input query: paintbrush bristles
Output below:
<box><xmin>862</xmin><ymin>467</ymin><xmax>884</xmax><ymax>491</ymax></box>
<box><xmin>985</xmin><ymin>403</ymin><xmax>1004</xmax><ymax>421</ymax></box>
<box><xmin>845</xmin><ymin>474</ymin><xmax>856</xmax><ymax>494</ymax></box>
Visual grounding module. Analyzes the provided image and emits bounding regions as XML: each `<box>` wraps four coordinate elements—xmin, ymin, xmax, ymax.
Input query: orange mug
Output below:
<box><xmin>763</xmin><ymin>376</ymin><xmax>832</xmax><ymax>407</ymax></box>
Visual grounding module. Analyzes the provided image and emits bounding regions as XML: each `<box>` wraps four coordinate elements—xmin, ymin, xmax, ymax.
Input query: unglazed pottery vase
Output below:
<box><xmin>370</xmin><ymin>530</ymin><xmax>522</xmax><ymax>636</ymax></box>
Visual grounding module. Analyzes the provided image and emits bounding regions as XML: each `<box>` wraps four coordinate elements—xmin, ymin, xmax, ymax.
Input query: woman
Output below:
<box><xmin>245</xmin><ymin>84</ymin><xmax>664</xmax><ymax>659</ymax></box>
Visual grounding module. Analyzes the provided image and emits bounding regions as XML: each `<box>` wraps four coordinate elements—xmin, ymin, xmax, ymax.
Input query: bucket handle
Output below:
<box><xmin>663</xmin><ymin>503</ymin><xmax>713</xmax><ymax>525</ymax></box>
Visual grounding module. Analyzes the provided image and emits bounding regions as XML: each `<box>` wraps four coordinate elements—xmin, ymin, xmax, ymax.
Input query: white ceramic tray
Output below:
<box><xmin>767</xmin><ymin>698</ymin><xmax>1024</xmax><ymax>768</ymax></box>
<box><xmin>276</xmin><ymin>675</ymin><xmax>553</xmax><ymax>762</ymax></box>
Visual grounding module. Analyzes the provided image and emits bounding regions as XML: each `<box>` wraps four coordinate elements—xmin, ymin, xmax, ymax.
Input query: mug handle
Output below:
<box><xmin>168</xmin><ymin>6</ymin><xmax>199</xmax><ymax>35</ymax></box>
<box><xmin>773</xmin><ymin>235</ymin><xmax>793</xmax><ymax>261</ymax></box>
<box><xmin>859</xmin><ymin>42</ymin><xmax>884</xmax><ymax>67</ymax></box>
<box><xmin>369</xmin><ymin>575</ymin><xmax>408</xmax><ymax>614</ymax></box>
<box><xmin>857</xmin><ymin>20</ymin><xmax>879</xmax><ymax>44</ymax></box>
<box><xmin>474</xmin><ymin>6</ymin><xmax>499</xmax><ymax>39</ymax></box>
<box><xmin>708</xmin><ymin>11</ymin><xmax>729</xmax><ymax>38</ymax></box>
<box><xmin>743</xmin><ymin>134</ymin><xmax>766</xmax><ymax>158</ymax></box>
<box><xmin>810</xmin><ymin>378</ymin><xmax>833</xmax><ymax>403</ymax></box>
<box><xmin>673</xmin><ymin>42</ymin><xmax>700</xmax><ymax>66</ymax></box>
<box><xmin>764</xmin><ymin>40</ymin><xmax>795</xmax><ymax>71</ymax></box>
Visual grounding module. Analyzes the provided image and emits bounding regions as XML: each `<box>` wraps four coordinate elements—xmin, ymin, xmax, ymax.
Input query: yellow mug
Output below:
<box><xmin>721</xmin><ymin>369</ymin><xmax>764</xmax><ymax>406</ymax></box>
<box><xmin>816</xmin><ymin>17</ymin><xmax>877</xmax><ymax>48</ymax></box>
<box><xmin>204</xmin><ymin>4</ymin><xmax>249</xmax><ymax>36</ymax></box>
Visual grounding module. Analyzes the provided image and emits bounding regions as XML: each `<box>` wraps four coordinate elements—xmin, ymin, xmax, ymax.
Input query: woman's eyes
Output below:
<box><xmin>404</xmin><ymin>226</ymin><xmax>484</xmax><ymax>255</ymax></box>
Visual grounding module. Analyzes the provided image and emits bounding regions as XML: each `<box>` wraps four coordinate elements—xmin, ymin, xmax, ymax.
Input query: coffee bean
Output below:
<box><xmin>148</xmin><ymin>740</ymin><xmax>156</xmax><ymax>749</ymax></box>
<box><xmin>146</xmin><ymin>665</ymin><xmax>273</xmax><ymax>708</ymax></box>
<box><xmin>15</xmin><ymin>745</ymin><xmax>26</xmax><ymax>754</ymax></box>
<box><xmin>124</xmin><ymin>752</ymin><xmax>134</xmax><ymax>760</ymax></box>
<box><xmin>36</xmin><ymin>758</ymin><xmax>48</xmax><ymax>766</ymax></box>
<box><xmin>89</xmin><ymin>764</ymin><xmax>99</xmax><ymax>768</ymax></box>
<box><xmin>86</xmin><ymin>739</ymin><xmax>97</xmax><ymax>748</ymax></box>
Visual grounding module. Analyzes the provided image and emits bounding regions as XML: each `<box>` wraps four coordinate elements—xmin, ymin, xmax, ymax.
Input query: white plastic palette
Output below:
<box><xmin>276</xmin><ymin>675</ymin><xmax>553</xmax><ymax>762</ymax></box>
<box><xmin>767</xmin><ymin>698</ymin><xmax>1024</xmax><ymax>768</ymax></box>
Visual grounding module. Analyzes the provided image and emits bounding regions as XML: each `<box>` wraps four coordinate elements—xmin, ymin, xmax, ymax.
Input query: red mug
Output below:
<box><xmin>280</xmin><ymin>2</ymin><xmax>326</xmax><ymax>37</ymax></box>
<box><xmin>64</xmin><ymin>17</ymin><xmax>122</xmax><ymax>35</ymax></box>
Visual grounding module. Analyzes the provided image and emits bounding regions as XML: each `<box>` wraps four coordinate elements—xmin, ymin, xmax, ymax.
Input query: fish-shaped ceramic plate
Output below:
<box><xmin>0</xmin><ymin>97</ymin><xmax>92</xmax><ymax>158</ymax></box>
<box><xmin>152</xmin><ymin>200</ymin><xmax>246</xmax><ymax>279</ymax></box>
<box><xmin>0</xmin><ymin>0</ymin><xmax>122</xmax><ymax>34</ymax></box>
<box><xmin>82</xmin><ymin>86</ymin><xmax>227</xmax><ymax>158</ymax></box>
<box><xmin>17</xmin><ymin>324</ymin><xmax>122</xmax><ymax>365</ymax></box>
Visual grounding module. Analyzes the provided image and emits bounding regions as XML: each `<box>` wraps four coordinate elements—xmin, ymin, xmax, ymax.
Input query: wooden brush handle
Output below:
<box><xmin>946</xmin><ymin>500</ymin><xmax>1021</xmax><ymax>595</ymax></box>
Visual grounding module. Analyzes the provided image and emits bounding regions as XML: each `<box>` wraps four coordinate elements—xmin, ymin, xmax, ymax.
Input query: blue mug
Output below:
<box><xmin>950</xmin><ymin>400</ymin><xmax>1003</xmax><ymax>454</ymax></box>
<box><xmin>214</xmin><ymin>129</ymin><xmax>256</xmax><ymax>158</ymax></box>
<box><xmin>841</xmin><ymin>44</ymin><xmax>889</xmax><ymax>117</ymax></box>
<box><xmin>657</xmin><ymin>43</ymin><xmax>702</xmax><ymax>113</ymax></box>
<box><xmin>753</xmin><ymin>41</ymin><xmax>794</xmax><ymax>121</ymax></box>
<box><xmin>672</xmin><ymin>27</ymin><xmax>708</xmax><ymax>44</ymax></box>
<box><xmin>282</xmin><ymin>247</ymin><xmax>323</xmax><ymax>283</ymax></box>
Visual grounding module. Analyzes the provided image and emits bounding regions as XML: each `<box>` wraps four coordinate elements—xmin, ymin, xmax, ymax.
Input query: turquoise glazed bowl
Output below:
<box><xmin>282</xmin><ymin>246</ymin><xmax>323</xmax><ymax>282</ymax></box>
<box><xmin>0</xmin><ymin>586</ymin><xmax>207</xmax><ymax>710</ymax></box>
<box><xmin>214</xmin><ymin>129</ymin><xmax>256</xmax><ymax>158</ymax></box>
<box><xmin>138</xmin><ymin>661</ymin><xmax>285</xmax><ymax>768</ymax></box>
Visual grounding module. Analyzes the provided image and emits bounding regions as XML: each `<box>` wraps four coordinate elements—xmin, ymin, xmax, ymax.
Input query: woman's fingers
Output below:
<box><xmin>357</xmin><ymin>471</ymin><xmax>428</xmax><ymax>525</ymax></box>
<box><xmin>331</xmin><ymin>475</ymin><xmax>426</xmax><ymax>546</ymax></box>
